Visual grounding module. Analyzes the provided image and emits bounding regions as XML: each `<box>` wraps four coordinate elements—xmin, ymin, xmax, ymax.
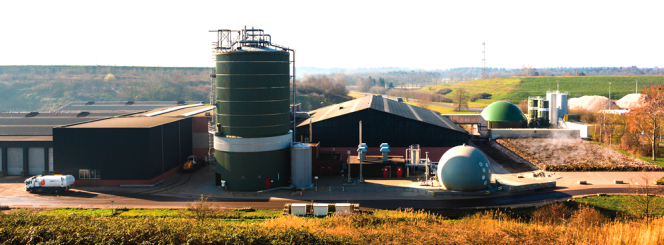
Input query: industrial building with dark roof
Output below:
<box><xmin>54</xmin><ymin>116</ymin><xmax>193</xmax><ymax>186</ymax></box>
<box><xmin>295</xmin><ymin>95</ymin><xmax>469</xmax><ymax>176</ymax></box>
<box><xmin>0</xmin><ymin>111</ymin><xmax>125</xmax><ymax>177</ymax></box>
<box><xmin>56</xmin><ymin>101</ymin><xmax>203</xmax><ymax>113</ymax></box>
<box><xmin>1</xmin><ymin>103</ymin><xmax>214</xmax><ymax>184</ymax></box>
<box><xmin>296</xmin><ymin>95</ymin><xmax>468</xmax><ymax>148</ymax></box>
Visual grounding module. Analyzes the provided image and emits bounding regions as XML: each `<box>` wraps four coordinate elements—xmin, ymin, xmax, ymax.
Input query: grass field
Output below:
<box><xmin>422</xmin><ymin>75</ymin><xmax>664</xmax><ymax>103</ymax></box>
<box><xmin>404</xmin><ymin>101</ymin><xmax>477</xmax><ymax>114</ymax></box>
<box><xmin>348</xmin><ymin>93</ymin><xmax>365</xmax><ymax>99</ymax></box>
<box><xmin>38</xmin><ymin>208</ymin><xmax>282</xmax><ymax>220</ymax></box>
<box><xmin>4</xmin><ymin>196</ymin><xmax>664</xmax><ymax>244</ymax></box>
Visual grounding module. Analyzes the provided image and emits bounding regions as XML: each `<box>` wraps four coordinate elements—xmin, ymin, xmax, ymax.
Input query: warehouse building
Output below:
<box><xmin>1</xmin><ymin>102</ymin><xmax>212</xmax><ymax>182</ymax></box>
<box><xmin>0</xmin><ymin>112</ymin><xmax>125</xmax><ymax>177</ymax></box>
<box><xmin>296</xmin><ymin>95</ymin><xmax>469</xmax><ymax>166</ymax></box>
<box><xmin>53</xmin><ymin>117</ymin><xmax>192</xmax><ymax>186</ymax></box>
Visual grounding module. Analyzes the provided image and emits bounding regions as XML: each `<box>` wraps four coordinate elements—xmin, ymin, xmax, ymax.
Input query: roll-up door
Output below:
<box><xmin>49</xmin><ymin>148</ymin><xmax>54</xmax><ymax>173</ymax></box>
<box><xmin>7</xmin><ymin>148</ymin><xmax>23</xmax><ymax>176</ymax></box>
<box><xmin>28</xmin><ymin>148</ymin><xmax>45</xmax><ymax>175</ymax></box>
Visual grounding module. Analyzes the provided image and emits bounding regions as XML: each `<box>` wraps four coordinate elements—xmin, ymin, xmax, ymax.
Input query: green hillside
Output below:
<box><xmin>422</xmin><ymin>75</ymin><xmax>664</xmax><ymax>104</ymax></box>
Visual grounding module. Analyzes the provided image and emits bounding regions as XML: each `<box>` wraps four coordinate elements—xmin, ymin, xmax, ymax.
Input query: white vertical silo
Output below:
<box><xmin>547</xmin><ymin>92</ymin><xmax>558</xmax><ymax>127</ymax></box>
<box><xmin>557</xmin><ymin>93</ymin><xmax>568</xmax><ymax>119</ymax></box>
<box><xmin>291</xmin><ymin>143</ymin><xmax>312</xmax><ymax>188</ymax></box>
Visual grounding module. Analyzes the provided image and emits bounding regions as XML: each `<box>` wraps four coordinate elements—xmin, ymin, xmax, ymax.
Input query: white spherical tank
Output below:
<box><xmin>291</xmin><ymin>143</ymin><xmax>312</xmax><ymax>188</ymax></box>
<box><xmin>436</xmin><ymin>145</ymin><xmax>491</xmax><ymax>191</ymax></box>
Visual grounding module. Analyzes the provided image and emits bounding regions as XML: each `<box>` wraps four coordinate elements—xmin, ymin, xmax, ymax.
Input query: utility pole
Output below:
<box><xmin>609</xmin><ymin>82</ymin><xmax>612</xmax><ymax>147</ymax></box>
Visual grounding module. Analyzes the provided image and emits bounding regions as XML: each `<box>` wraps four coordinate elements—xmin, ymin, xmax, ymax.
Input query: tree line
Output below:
<box><xmin>0</xmin><ymin>66</ymin><xmax>211</xmax><ymax>112</ymax></box>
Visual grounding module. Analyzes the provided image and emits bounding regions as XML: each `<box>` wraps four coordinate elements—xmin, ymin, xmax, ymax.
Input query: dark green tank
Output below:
<box><xmin>215</xmin><ymin>51</ymin><xmax>290</xmax><ymax>138</ymax></box>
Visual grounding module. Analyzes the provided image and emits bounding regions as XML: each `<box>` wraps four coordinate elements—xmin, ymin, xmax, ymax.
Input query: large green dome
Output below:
<box><xmin>437</xmin><ymin>145</ymin><xmax>491</xmax><ymax>191</ymax></box>
<box><xmin>481</xmin><ymin>101</ymin><xmax>527</xmax><ymax>122</ymax></box>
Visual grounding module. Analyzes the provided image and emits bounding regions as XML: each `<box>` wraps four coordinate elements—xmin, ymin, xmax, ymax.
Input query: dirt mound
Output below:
<box><xmin>568</xmin><ymin>96</ymin><xmax>618</xmax><ymax>112</ymax></box>
<box><xmin>615</xmin><ymin>93</ymin><xmax>645</xmax><ymax>109</ymax></box>
<box><xmin>471</xmin><ymin>140</ymin><xmax>538</xmax><ymax>173</ymax></box>
<box><xmin>496</xmin><ymin>138</ymin><xmax>662</xmax><ymax>172</ymax></box>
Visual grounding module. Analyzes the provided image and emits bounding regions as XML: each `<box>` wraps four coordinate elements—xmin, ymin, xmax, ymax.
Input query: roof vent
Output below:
<box><xmin>85</xmin><ymin>101</ymin><xmax>95</xmax><ymax>105</ymax></box>
<box><xmin>76</xmin><ymin>112</ymin><xmax>91</xmax><ymax>117</ymax></box>
<box><xmin>125</xmin><ymin>101</ymin><xmax>134</xmax><ymax>105</ymax></box>
<box><xmin>25</xmin><ymin>112</ymin><xmax>39</xmax><ymax>117</ymax></box>
<box><xmin>339</xmin><ymin>106</ymin><xmax>344</xmax><ymax>110</ymax></box>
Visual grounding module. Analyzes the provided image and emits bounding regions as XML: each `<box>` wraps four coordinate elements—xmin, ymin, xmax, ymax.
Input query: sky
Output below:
<box><xmin>0</xmin><ymin>0</ymin><xmax>662</xmax><ymax>70</ymax></box>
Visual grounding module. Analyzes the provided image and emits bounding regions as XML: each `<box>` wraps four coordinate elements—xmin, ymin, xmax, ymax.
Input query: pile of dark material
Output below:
<box><xmin>496</xmin><ymin>138</ymin><xmax>663</xmax><ymax>172</ymax></box>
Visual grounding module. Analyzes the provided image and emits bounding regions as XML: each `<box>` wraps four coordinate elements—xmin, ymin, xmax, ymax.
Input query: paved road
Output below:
<box><xmin>0</xmin><ymin>168</ymin><xmax>636</xmax><ymax>210</ymax></box>
<box><xmin>0</xmin><ymin>184</ymin><xmax>631</xmax><ymax>210</ymax></box>
<box><xmin>350</xmin><ymin>92</ymin><xmax>484</xmax><ymax>112</ymax></box>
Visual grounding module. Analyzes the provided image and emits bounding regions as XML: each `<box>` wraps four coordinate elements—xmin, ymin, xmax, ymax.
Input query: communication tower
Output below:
<box><xmin>481</xmin><ymin>42</ymin><xmax>487</xmax><ymax>79</ymax></box>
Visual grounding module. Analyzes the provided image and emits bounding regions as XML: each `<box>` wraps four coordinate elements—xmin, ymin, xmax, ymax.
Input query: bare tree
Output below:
<box><xmin>626</xmin><ymin>173</ymin><xmax>664</xmax><ymax>224</ymax></box>
<box><xmin>186</xmin><ymin>195</ymin><xmax>216</xmax><ymax>222</ymax></box>
<box><xmin>417</xmin><ymin>94</ymin><xmax>431</xmax><ymax>109</ymax></box>
<box><xmin>521</xmin><ymin>64</ymin><xmax>533</xmax><ymax>76</ymax></box>
<box><xmin>452</xmin><ymin>88</ymin><xmax>469</xmax><ymax>111</ymax></box>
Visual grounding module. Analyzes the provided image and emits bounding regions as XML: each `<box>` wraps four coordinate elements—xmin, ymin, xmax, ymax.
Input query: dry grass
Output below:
<box><xmin>3</xmin><ymin>205</ymin><xmax>664</xmax><ymax>244</ymax></box>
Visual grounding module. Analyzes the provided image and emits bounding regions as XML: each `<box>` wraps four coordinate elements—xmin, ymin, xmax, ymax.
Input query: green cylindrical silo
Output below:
<box><xmin>213</xmin><ymin>48</ymin><xmax>292</xmax><ymax>191</ymax></box>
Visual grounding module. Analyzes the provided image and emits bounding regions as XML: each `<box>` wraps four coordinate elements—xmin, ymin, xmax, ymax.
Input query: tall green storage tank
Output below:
<box><xmin>212</xmin><ymin>28</ymin><xmax>292</xmax><ymax>191</ymax></box>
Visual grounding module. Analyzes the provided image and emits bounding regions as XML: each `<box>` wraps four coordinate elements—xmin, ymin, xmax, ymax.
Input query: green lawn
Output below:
<box><xmin>22</xmin><ymin>195</ymin><xmax>664</xmax><ymax>222</ymax></box>
<box><xmin>572</xmin><ymin>195</ymin><xmax>664</xmax><ymax>218</ymax></box>
<box><xmin>39</xmin><ymin>208</ymin><xmax>282</xmax><ymax>220</ymax></box>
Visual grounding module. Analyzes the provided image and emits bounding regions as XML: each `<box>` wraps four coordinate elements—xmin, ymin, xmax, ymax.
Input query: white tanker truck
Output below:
<box><xmin>24</xmin><ymin>175</ymin><xmax>75</xmax><ymax>194</ymax></box>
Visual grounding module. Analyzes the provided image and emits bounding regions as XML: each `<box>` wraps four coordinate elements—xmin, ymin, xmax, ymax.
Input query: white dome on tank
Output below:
<box><xmin>436</xmin><ymin>145</ymin><xmax>491</xmax><ymax>191</ymax></box>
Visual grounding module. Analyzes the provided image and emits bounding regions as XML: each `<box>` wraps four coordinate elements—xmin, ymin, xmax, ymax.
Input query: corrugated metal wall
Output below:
<box><xmin>297</xmin><ymin>109</ymin><xmax>468</xmax><ymax>147</ymax></box>
<box><xmin>54</xmin><ymin>118</ymin><xmax>192</xmax><ymax>183</ymax></box>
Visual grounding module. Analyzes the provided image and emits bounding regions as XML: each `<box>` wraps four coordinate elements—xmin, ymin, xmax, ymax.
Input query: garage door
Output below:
<box><xmin>28</xmin><ymin>148</ymin><xmax>45</xmax><ymax>176</ymax></box>
<box><xmin>7</xmin><ymin>148</ymin><xmax>23</xmax><ymax>176</ymax></box>
<box><xmin>49</xmin><ymin>148</ymin><xmax>54</xmax><ymax>174</ymax></box>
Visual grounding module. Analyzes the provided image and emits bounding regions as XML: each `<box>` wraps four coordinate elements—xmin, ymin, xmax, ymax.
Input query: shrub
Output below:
<box><xmin>436</xmin><ymin>88</ymin><xmax>452</xmax><ymax>95</ymax></box>
<box><xmin>368</xmin><ymin>86</ymin><xmax>388</xmax><ymax>95</ymax></box>
<box><xmin>531</xmin><ymin>202</ymin><xmax>573</xmax><ymax>225</ymax></box>
<box><xmin>469</xmin><ymin>93</ymin><xmax>492</xmax><ymax>102</ymax></box>
<box><xmin>187</xmin><ymin>195</ymin><xmax>216</xmax><ymax>222</ymax></box>
<box><xmin>570</xmin><ymin>204</ymin><xmax>606</xmax><ymax>226</ymax></box>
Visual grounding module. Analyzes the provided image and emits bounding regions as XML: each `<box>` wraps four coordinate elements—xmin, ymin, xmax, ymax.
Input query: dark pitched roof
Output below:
<box><xmin>297</xmin><ymin>95</ymin><xmax>466</xmax><ymax>133</ymax></box>
<box><xmin>0</xmin><ymin>112</ymin><xmax>125</xmax><ymax>136</ymax></box>
<box><xmin>67</xmin><ymin>117</ymin><xmax>183</xmax><ymax>128</ymax></box>
<box><xmin>56</xmin><ymin>101</ymin><xmax>203</xmax><ymax>112</ymax></box>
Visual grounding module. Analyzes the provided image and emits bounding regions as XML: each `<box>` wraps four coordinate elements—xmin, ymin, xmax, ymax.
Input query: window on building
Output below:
<box><xmin>79</xmin><ymin>169</ymin><xmax>101</xmax><ymax>179</ymax></box>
